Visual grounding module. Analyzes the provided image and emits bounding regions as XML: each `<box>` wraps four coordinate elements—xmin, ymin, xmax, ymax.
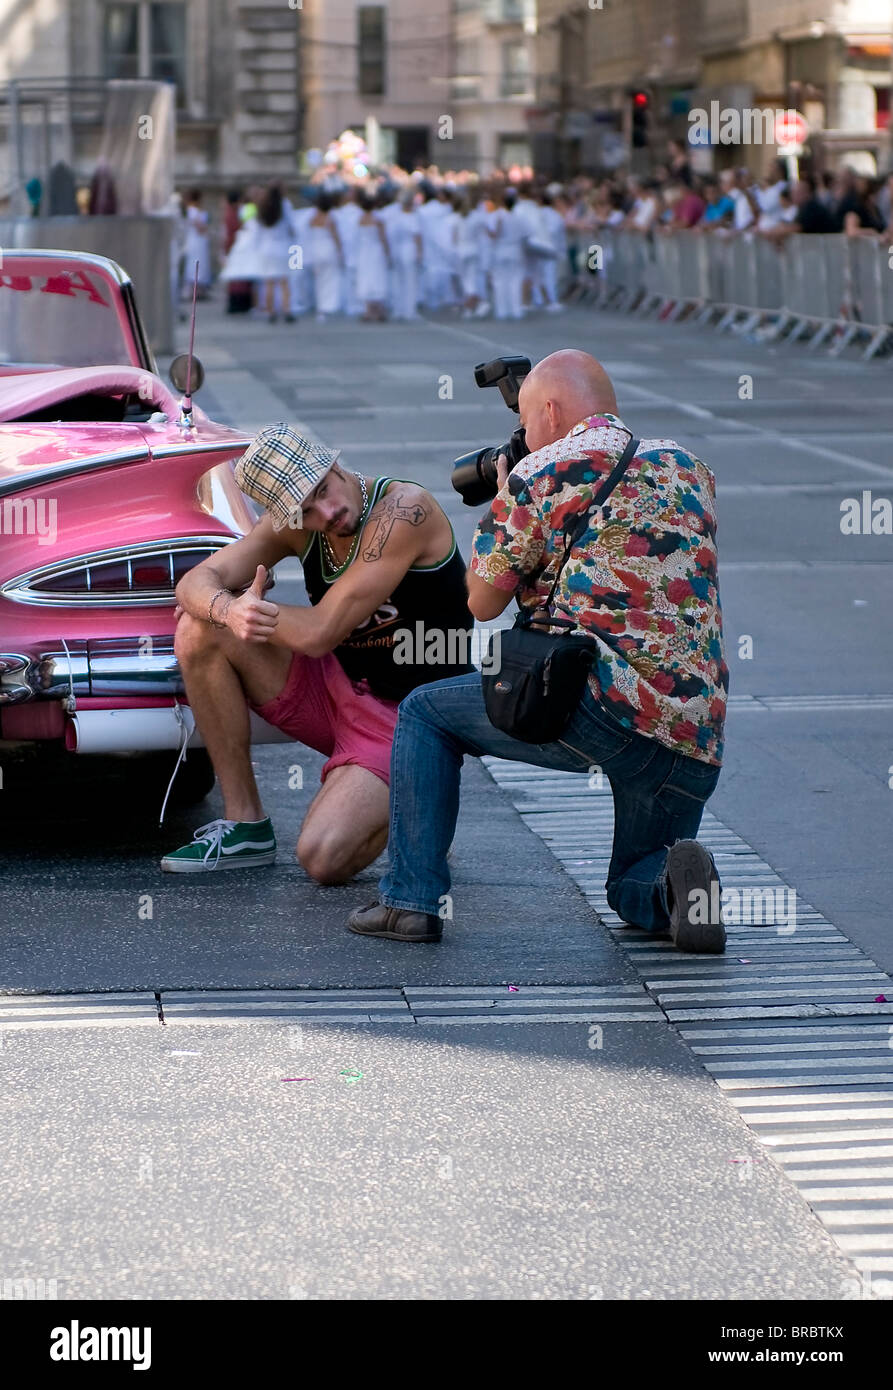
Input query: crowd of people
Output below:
<box><xmin>205</xmin><ymin>177</ymin><xmax>568</xmax><ymax>322</ymax></box>
<box><xmin>580</xmin><ymin>144</ymin><xmax>893</xmax><ymax>244</ymax></box>
<box><xmin>169</xmin><ymin>141</ymin><xmax>893</xmax><ymax>323</ymax></box>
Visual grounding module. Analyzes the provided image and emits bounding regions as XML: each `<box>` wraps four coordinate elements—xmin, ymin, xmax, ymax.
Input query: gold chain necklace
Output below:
<box><xmin>321</xmin><ymin>472</ymin><xmax>370</xmax><ymax>572</ymax></box>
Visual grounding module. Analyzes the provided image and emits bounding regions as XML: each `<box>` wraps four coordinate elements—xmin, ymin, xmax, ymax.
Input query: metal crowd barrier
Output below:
<box><xmin>576</xmin><ymin>227</ymin><xmax>893</xmax><ymax>360</ymax></box>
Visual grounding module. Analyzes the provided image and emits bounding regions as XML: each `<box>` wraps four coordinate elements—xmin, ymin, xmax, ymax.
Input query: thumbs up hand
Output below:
<box><xmin>227</xmin><ymin>564</ymin><xmax>279</xmax><ymax>643</ymax></box>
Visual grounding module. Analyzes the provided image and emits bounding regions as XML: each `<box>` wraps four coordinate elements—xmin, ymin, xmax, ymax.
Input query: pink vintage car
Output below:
<box><xmin>0</xmin><ymin>249</ymin><xmax>262</xmax><ymax>810</ymax></box>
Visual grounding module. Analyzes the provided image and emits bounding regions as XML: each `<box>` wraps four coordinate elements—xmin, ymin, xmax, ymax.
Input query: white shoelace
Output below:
<box><xmin>191</xmin><ymin>819</ymin><xmax>237</xmax><ymax>868</ymax></box>
<box><xmin>158</xmin><ymin>702</ymin><xmax>194</xmax><ymax>827</ymax></box>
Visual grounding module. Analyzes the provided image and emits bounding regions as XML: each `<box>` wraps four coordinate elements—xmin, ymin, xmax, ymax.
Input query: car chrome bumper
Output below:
<box><xmin>0</xmin><ymin>638</ymin><xmax>181</xmax><ymax>704</ymax></box>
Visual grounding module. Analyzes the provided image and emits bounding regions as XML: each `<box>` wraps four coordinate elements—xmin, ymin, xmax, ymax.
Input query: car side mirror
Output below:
<box><xmin>169</xmin><ymin>354</ymin><xmax>205</xmax><ymax>394</ymax></box>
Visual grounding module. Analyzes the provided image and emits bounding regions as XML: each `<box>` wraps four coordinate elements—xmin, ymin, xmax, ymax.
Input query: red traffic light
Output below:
<box><xmin>633</xmin><ymin>91</ymin><xmax>649</xmax><ymax>108</ymax></box>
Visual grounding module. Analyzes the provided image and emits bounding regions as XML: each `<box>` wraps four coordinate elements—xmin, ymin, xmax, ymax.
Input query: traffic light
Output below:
<box><xmin>631</xmin><ymin>90</ymin><xmax>650</xmax><ymax>148</ymax></box>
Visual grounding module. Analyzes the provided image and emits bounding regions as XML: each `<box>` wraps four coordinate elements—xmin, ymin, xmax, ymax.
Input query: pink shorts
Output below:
<box><xmin>249</xmin><ymin>650</ymin><xmax>399</xmax><ymax>786</ymax></box>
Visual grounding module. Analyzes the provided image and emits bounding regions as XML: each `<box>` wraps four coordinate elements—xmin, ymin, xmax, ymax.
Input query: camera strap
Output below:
<box><xmin>532</xmin><ymin>432</ymin><xmax>640</xmax><ymax>623</ymax></box>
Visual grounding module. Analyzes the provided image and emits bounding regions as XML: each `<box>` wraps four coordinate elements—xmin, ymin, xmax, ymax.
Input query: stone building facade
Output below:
<box><xmin>531</xmin><ymin>0</ymin><xmax>893</xmax><ymax>177</ymax></box>
<box><xmin>0</xmin><ymin>0</ymin><xmax>461</xmax><ymax>201</ymax></box>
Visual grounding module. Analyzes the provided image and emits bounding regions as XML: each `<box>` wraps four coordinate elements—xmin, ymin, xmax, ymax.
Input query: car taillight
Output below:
<box><xmin>132</xmin><ymin>561</ymin><xmax>172</xmax><ymax>588</ymax></box>
<box><xmin>3</xmin><ymin>540</ymin><xmax>230</xmax><ymax>606</ymax></box>
<box><xmin>31</xmin><ymin>570</ymin><xmax>88</xmax><ymax>594</ymax></box>
<box><xmin>171</xmin><ymin>550</ymin><xmax>217</xmax><ymax>583</ymax></box>
<box><xmin>87</xmin><ymin>561</ymin><xmax>132</xmax><ymax>592</ymax></box>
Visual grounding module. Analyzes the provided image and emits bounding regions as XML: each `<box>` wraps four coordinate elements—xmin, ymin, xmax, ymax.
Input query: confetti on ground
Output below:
<box><xmin>339</xmin><ymin>1069</ymin><xmax>363</xmax><ymax>1085</ymax></box>
<box><xmin>282</xmin><ymin>1078</ymin><xmax>314</xmax><ymax>1082</ymax></box>
<box><xmin>736</xmin><ymin>959</ymin><xmax>751</xmax><ymax>964</ymax></box>
<box><xmin>874</xmin><ymin>995</ymin><xmax>888</xmax><ymax>1003</ymax></box>
<box><xmin>507</xmin><ymin>985</ymin><xmax>519</xmax><ymax>992</ymax></box>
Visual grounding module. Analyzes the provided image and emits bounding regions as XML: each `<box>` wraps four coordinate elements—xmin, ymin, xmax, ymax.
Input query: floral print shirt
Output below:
<box><xmin>470</xmin><ymin>413</ymin><xmax>728</xmax><ymax>765</ymax></box>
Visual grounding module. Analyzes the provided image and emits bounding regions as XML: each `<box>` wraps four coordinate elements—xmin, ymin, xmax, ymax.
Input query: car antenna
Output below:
<box><xmin>177</xmin><ymin>260</ymin><xmax>200</xmax><ymax>431</ymax></box>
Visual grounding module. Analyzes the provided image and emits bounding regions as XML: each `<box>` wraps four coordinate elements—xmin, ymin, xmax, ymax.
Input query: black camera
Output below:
<box><xmin>451</xmin><ymin>355</ymin><xmax>532</xmax><ymax>505</ymax></box>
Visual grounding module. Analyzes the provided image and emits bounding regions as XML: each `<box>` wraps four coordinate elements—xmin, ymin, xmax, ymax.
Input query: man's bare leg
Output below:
<box><xmin>296</xmin><ymin>764</ymin><xmax>389</xmax><ymax>885</ymax></box>
<box><xmin>174</xmin><ymin>613</ymin><xmax>292</xmax><ymax>822</ymax></box>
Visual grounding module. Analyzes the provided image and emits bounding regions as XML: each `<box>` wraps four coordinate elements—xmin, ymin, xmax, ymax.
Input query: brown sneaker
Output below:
<box><xmin>347</xmin><ymin>901</ymin><xmax>442</xmax><ymax>943</ymax></box>
<box><xmin>666</xmin><ymin>840</ymin><xmax>726</xmax><ymax>954</ymax></box>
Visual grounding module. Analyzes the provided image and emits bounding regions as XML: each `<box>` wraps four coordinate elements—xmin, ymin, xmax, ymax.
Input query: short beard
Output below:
<box><xmin>327</xmin><ymin>466</ymin><xmax>362</xmax><ymax>537</ymax></box>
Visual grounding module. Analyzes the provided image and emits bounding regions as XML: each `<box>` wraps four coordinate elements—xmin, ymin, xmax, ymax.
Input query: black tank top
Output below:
<box><xmin>301</xmin><ymin>476</ymin><xmax>475</xmax><ymax>702</ymax></box>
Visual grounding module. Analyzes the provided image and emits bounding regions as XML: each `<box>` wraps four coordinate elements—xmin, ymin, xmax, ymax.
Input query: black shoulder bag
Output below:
<box><xmin>481</xmin><ymin>434</ymin><xmax>639</xmax><ymax>744</ymax></box>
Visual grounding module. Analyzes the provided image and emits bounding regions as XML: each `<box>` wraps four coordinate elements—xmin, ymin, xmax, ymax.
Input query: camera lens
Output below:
<box><xmin>451</xmin><ymin>448</ymin><xmax>496</xmax><ymax>507</ymax></box>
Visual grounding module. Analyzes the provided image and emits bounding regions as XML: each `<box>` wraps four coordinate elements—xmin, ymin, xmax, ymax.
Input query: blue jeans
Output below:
<box><xmin>379</xmin><ymin>672</ymin><xmax>721</xmax><ymax>932</ymax></box>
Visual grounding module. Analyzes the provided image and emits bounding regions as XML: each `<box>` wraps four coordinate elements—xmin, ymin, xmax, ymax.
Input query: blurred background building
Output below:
<box><xmin>1</xmin><ymin>0</ymin><xmax>892</xmax><ymax>210</ymax></box>
<box><xmin>449</xmin><ymin>0</ymin><xmax>538</xmax><ymax>171</ymax></box>
<box><xmin>300</xmin><ymin>0</ymin><xmax>451</xmax><ymax>169</ymax></box>
<box><xmin>532</xmin><ymin>0</ymin><xmax>893</xmax><ymax>178</ymax></box>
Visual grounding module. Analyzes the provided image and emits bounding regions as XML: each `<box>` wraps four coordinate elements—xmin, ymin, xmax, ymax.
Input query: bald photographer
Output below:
<box><xmin>349</xmin><ymin>350</ymin><xmax>730</xmax><ymax>951</ymax></box>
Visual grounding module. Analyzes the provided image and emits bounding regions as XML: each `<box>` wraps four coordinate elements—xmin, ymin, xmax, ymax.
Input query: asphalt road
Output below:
<box><xmin>1</xmin><ymin>297</ymin><xmax>891</xmax><ymax>1302</ymax></box>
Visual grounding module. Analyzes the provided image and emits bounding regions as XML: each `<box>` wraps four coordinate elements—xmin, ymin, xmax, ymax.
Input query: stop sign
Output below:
<box><xmin>775</xmin><ymin>111</ymin><xmax>809</xmax><ymax>147</ymax></box>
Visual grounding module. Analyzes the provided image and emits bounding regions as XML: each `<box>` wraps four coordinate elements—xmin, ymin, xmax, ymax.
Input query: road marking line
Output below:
<box><xmin>482</xmin><ymin>754</ymin><xmax>893</xmax><ymax>1287</ymax></box>
<box><xmin>619</xmin><ymin>378</ymin><xmax>893</xmax><ymax>480</ymax></box>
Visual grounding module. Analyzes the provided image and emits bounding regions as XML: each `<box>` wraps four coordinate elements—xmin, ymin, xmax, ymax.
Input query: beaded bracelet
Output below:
<box><xmin>208</xmin><ymin>588</ymin><xmax>232</xmax><ymax>629</ymax></box>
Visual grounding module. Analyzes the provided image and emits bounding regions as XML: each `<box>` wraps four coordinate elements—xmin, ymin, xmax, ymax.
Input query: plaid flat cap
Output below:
<box><xmin>233</xmin><ymin>423</ymin><xmax>341</xmax><ymax>531</ymax></box>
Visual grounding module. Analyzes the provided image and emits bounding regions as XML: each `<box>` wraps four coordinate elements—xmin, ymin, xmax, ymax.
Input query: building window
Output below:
<box><xmin>452</xmin><ymin>37</ymin><xmax>481</xmax><ymax>102</ymax></box>
<box><xmin>491</xmin><ymin>0</ymin><xmax>526</xmax><ymax>22</ymax></box>
<box><xmin>358</xmin><ymin>6</ymin><xmax>387</xmax><ymax>98</ymax></box>
<box><xmin>499</xmin><ymin>135</ymin><xmax>531</xmax><ymax>168</ymax></box>
<box><xmin>500</xmin><ymin>40</ymin><xmax>531</xmax><ymax>99</ymax></box>
<box><xmin>103</xmin><ymin>2</ymin><xmax>187</xmax><ymax>105</ymax></box>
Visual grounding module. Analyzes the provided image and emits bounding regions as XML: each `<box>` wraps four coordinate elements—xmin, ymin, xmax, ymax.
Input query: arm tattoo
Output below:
<box><xmin>362</xmin><ymin>490</ymin><xmax>428</xmax><ymax>561</ymax></box>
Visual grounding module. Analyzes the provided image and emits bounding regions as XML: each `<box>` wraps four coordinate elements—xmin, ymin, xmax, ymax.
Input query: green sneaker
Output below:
<box><xmin>160</xmin><ymin>818</ymin><xmax>277</xmax><ymax>873</ymax></box>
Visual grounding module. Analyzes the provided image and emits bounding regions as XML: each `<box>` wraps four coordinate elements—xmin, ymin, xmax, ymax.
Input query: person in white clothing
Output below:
<box><xmin>719</xmin><ymin>168</ymin><xmax>755</xmax><ymax>232</ymax></box>
<box><xmin>469</xmin><ymin>192</ymin><xmax>492</xmax><ymax>315</ymax></box>
<box><xmin>307</xmin><ymin>191</ymin><xmax>344</xmax><ymax>320</ymax></box>
<box><xmin>375</xmin><ymin>188</ymin><xmax>404</xmax><ymax>316</ymax></box>
<box><xmin>514</xmin><ymin>181</ymin><xmax>545</xmax><ymax>308</ymax></box>
<box><xmin>436</xmin><ymin>186</ymin><xmax>460</xmax><ymax>308</ymax></box>
<box><xmin>537</xmin><ymin>190</ymin><xmax>567</xmax><ymax>310</ymax></box>
<box><xmin>183</xmin><ymin>189</ymin><xmax>212</xmax><ymax>296</ymax></box>
<box><xmin>755</xmin><ymin>158</ymin><xmax>790</xmax><ymax>232</ymax></box>
<box><xmin>624</xmin><ymin>178</ymin><xmax>660</xmax><ymax>233</ymax></box>
<box><xmin>355</xmin><ymin>190</ymin><xmax>391</xmax><ymax>320</ymax></box>
<box><xmin>254</xmin><ymin>184</ymin><xmax>295</xmax><ymax>322</ymax></box>
<box><xmin>388</xmin><ymin>189</ymin><xmax>423</xmax><ymax>320</ymax></box>
<box><xmin>417</xmin><ymin>183</ymin><xmax>452</xmax><ymax>310</ymax></box>
<box><xmin>452</xmin><ymin>191</ymin><xmax>484</xmax><ymax>318</ymax></box>
<box><xmin>333</xmin><ymin>189</ymin><xmax>363</xmax><ymax>316</ymax></box>
<box><xmin>287</xmin><ymin>200</ymin><xmax>316</xmax><ymax>316</ymax></box>
<box><xmin>219</xmin><ymin>196</ymin><xmax>264</xmax><ymax>297</ymax></box>
<box><xmin>487</xmin><ymin>188</ymin><xmax>526</xmax><ymax>320</ymax></box>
